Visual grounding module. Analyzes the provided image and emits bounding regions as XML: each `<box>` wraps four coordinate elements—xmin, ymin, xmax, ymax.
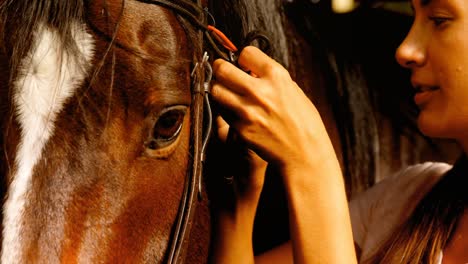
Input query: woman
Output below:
<box><xmin>209</xmin><ymin>0</ymin><xmax>468</xmax><ymax>263</ymax></box>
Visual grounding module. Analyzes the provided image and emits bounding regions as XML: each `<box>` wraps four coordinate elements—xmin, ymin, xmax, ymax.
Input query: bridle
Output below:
<box><xmin>131</xmin><ymin>1</ymin><xmax>271</xmax><ymax>262</ymax></box>
<box><xmin>136</xmin><ymin>1</ymin><xmax>239</xmax><ymax>263</ymax></box>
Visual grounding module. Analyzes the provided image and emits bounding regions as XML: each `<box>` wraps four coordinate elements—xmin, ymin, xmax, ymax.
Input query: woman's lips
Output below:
<box><xmin>414</xmin><ymin>86</ymin><xmax>440</xmax><ymax>105</ymax></box>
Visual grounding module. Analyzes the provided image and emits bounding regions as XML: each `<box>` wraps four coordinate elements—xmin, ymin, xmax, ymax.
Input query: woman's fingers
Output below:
<box><xmin>237</xmin><ymin>46</ymin><xmax>286</xmax><ymax>79</ymax></box>
<box><xmin>211</xmin><ymin>81</ymin><xmax>243</xmax><ymax>112</ymax></box>
<box><xmin>216</xmin><ymin>116</ymin><xmax>230</xmax><ymax>143</ymax></box>
<box><xmin>211</xmin><ymin>46</ymin><xmax>315</xmax><ymax>165</ymax></box>
<box><xmin>213</xmin><ymin>59</ymin><xmax>255</xmax><ymax>95</ymax></box>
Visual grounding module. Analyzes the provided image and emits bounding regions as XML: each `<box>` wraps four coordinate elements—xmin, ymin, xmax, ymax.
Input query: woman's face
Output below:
<box><xmin>396</xmin><ymin>0</ymin><xmax>468</xmax><ymax>143</ymax></box>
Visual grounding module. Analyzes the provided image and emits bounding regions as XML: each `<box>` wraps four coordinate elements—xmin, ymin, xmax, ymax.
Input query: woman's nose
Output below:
<box><xmin>395</xmin><ymin>27</ymin><xmax>426</xmax><ymax>69</ymax></box>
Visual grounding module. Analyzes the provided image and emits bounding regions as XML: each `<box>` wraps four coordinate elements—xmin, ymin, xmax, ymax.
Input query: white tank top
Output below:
<box><xmin>349</xmin><ymin>162</ymin><xmax>452</xmax><ymax>263</ymax></box>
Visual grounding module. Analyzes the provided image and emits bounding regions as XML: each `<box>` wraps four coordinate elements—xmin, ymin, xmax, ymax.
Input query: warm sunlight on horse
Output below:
<box><xmin>0</xmin><ymin>0</ymin><xmax>214</xmax><ymax>262</ymax></box>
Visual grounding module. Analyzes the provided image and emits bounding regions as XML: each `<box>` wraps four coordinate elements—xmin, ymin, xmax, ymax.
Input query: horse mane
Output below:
<box><xmin>209</xmin><ymin>0</ymin><xmax>289</xmax><ymax>67</ymax></box>
<box><xmin>285</xmin><ymin>0</ymin><xmax>381</xmax><ymax>195</ymax></box>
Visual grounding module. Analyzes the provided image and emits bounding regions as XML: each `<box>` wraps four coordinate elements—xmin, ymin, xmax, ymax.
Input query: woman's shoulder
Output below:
<box><xmin>358</xmin><ymin>162</ymin><xmax>452</xmax><ymax>202</ymax></box>
<box><xmin>349</xmin><ymin>162</ymin><xmax>452</xmax><ymax>257</ymax></box>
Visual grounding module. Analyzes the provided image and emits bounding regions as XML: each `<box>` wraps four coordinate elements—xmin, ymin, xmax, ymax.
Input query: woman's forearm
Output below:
<box><xmin>209</xmin><ymin>152</ymin><xmax>266</xmax><ymax>264</ymax></box>
<box><xmin>282</xmin><ymin>152</ymin><xmax>357</xmax><ymax>264</ymax></box>
<box><xmin>210</xmin><ymin>192</ymin><xmax>261</xmax><ymax>264</ymax></box>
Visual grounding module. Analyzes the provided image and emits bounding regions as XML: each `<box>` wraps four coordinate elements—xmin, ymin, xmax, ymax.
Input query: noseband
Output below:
<box><xmin>135</xmin><ymin>1</ymin><xmax>238</xmax><ymax>263</ymax></box>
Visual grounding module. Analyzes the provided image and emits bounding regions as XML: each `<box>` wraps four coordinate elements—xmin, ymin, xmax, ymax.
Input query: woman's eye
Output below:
<box><xmin>147</xmin><ymin>106</ymin><xmax>186</xmax><ymax>150</ymax></box>
<box><xmin>429</xmin><ymin>16</ymin><xmax>450</xmax><ymax>27</ymax></box>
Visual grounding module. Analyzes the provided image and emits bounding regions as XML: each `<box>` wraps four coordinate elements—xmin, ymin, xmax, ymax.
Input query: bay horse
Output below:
<box><xmin>0</xmin><ymin>0</ymin><xmax>232</xmax><ymax>262</ymax></box>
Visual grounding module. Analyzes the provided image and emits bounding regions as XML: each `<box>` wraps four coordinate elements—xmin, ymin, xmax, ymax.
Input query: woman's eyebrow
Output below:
<box><xmin>411</xmin><ymin>0</ymin><xmax>433</xmax><ymax>11</ymax></box>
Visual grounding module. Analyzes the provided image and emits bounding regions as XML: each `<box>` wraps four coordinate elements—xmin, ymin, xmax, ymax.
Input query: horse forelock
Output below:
<box><xmin>1</xmin><ymin>17</ymin><xmax>95</xmax><ymax>263</ymax></box>
<box><xmin>0</xmin><ymin>0</ymin><xmax>86</xmax><ymax>77</ymax></box>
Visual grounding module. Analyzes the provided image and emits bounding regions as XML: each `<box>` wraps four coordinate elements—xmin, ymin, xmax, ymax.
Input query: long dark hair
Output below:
<box><xmin>365</xmin><ymin>155</ymin><xmax>467</xmax><ymax>263</ymax></box>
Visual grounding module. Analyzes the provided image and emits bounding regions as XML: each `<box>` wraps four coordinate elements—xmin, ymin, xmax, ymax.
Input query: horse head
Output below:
<box><xmin>0</xmin><ymin>0</ymin><xmax>215</xmax><ymax>262</ymax></box>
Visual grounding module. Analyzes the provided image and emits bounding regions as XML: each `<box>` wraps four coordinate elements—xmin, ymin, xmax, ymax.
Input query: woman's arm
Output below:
<box><xmin>211</xmin><ymin>46</ymin><xmax>357</xmax><ymax>263</ymax></box>
<box><xmin>255</xmin><ymin>241</ymin><xmax>361</xmax><ymax>264</ymax></box>
<box><xmin>282</xmin><ymin>149</ymin><xmax>355</xmax><ymax>264</ymax></box>
<box><xmin>209</xmin><ymin>117</ymin><xmax>267</xmax><ymax>264</ymax></box>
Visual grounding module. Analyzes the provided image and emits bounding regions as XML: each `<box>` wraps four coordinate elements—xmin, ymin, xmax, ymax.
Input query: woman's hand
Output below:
<box><xmin>211</xmin><ymin>46</ymin><xmax>357</xmax><ymax>264</ymax></box>
<box><xmin>211</xmin><ymin>46</ymin><xmax>336</xmax><ymax>175</ymax></box>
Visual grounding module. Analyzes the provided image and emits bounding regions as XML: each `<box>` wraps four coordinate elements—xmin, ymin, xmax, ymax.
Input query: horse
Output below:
<box><xmin>0</xmin><ymin>0</ymin><xmax>233</xmax><ymax>262</ymax></box>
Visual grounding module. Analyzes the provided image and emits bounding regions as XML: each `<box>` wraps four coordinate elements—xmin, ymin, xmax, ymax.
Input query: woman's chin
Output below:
<box><xmin>417</xmin><ymin>115</ymin><xmax>447</xmax><ymax>139</ymax></box>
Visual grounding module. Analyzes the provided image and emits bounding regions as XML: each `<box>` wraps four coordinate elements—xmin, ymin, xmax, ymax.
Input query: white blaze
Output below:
<box><xmin>2</xmin><ymin>23</ymin><xmax>94</xmax><ymax>263</ymax></box>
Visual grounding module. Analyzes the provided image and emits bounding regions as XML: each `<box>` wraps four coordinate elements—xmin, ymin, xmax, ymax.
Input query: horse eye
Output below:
<box><xmin>147</xmin><ymin>106</ymin><xmax>187</xmax><ymax>150</ymax></box>
<box><xmin>154</xmin><ymin>110</ymin><xmax>184</xmax><ymax>140</ymax></box>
